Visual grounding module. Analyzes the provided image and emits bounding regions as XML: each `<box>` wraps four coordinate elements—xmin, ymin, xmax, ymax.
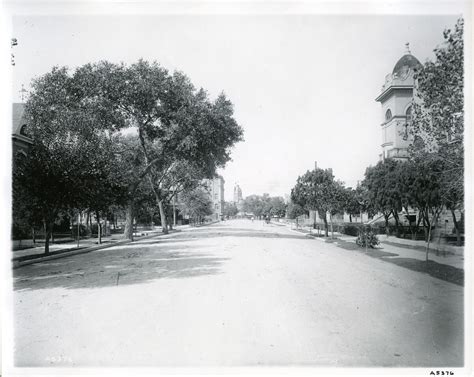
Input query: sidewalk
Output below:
<box><xmin>11</xmin><ymin>225</ymin><xmax>190</xmax><ymax>265</ymax></box>
<box><xmin>286</xmin><ymin>224</ymin><xmax>464</xmax><ymax>271</ymax></box>
<box><xmin>337</xmin><ymin>235</ymin><xmax>465</xmax><ymax>270</ymax></box>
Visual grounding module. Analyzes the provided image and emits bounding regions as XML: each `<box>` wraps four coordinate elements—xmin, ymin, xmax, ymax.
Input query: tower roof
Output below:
<box><xmin>392</xmin><ymin>53</ymin><xmax>421</xmax><ymax>76</ymax></box>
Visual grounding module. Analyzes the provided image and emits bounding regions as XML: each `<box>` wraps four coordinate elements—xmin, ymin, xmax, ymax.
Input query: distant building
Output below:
<box><xmin>12</xmin><ymin>103</ymin><xmax>33</xmax><ymax>156</ymax></box>
<box><xmin>375</xmin><ymin>44</ymin><xmax>421</xmax><ymax>161</ymax></box>
<box><xmin>233</xmin><ymin>183</ymin><xmax>243</xmax><ymax>203</ymax></box>
<box><xmin>203</xmin><ymin>176</ymin><xmax>225</xmax><ymax>221</ymax></box>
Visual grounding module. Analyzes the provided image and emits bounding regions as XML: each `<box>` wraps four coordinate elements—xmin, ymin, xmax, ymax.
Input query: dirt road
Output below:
<box><xmin>12</xmin><ymin>219</ymin><xmax>464</xmax><ymax>367</ymax></box>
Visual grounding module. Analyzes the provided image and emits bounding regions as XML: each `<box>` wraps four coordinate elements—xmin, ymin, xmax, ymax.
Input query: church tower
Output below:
<box><xmin>375</xmin><ymin>44</ymin><xmax>421</xmax><ymax>161</ymax></box>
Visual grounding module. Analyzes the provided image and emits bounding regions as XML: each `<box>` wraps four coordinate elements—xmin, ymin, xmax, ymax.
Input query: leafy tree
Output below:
<box><xmin>242</xmin><ymin>195</ymin><xmax>265</xmax><ymax>218</ymax></box>
<box><xmin>77</xmin><ymin>61</ymin><xmax>243</xmax><ymax>237</ymax></box>
<box><xmin>268</xmin><ymin>197</ymin><xmax>287</xmax><ymax>218</ymax></box>
<box><xmin>343</xmin><ymin>188</ymin><xmax>362</xmax><ymax>223</ymax></box>
<box><xmin>361</xmin><ymin>160</ymin><xmax>403</xmax><ymax>234</ymax></box>
<box><xmin>291</xmin><ymin>168</ymin><xmax>343</xmax><ymax>237</ymax></box>
<box><xmin>179</xmin><ymin>187</ymin><xmax>213</xmax><ymax>225</ymax></box>
<box><xmin>241</xmin><ymin>194</ymin><xmax>285</xmax><ymax>219</ymax></box>
<box><xmin>23</xmin><ymin>61</ymin><xmax>243</xmax><ymax>242</ymax></box>
<box><xmin>409</xmin><ymin>18</ymin><xmax>464</xmax><ymax>244</ymax></box>
<box><xmin>15</xmin><ymin>66</ymin><xmax>125</xmax><ymax>253</ymax></box>
<box><xmin>286</xmin><ymin>201</ymin><xmax>306</xmax><ymax>219</ymax></box>
<box><xmin>403</xmin><ymin>157</ymin><xmax>444</xmax><ymax>259</ymax></box>
<box><xmin>223</xmin><ymin>202</ymin><xmax>239</xmax><ymax>218</ymax></box>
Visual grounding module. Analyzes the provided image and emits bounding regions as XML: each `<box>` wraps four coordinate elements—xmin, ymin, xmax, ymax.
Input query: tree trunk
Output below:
<box><xmin>426</xmin><ymin>210</ymin><xmax>441</xmax><ymax>262</ymax></box>
<box><xmin>422</xmin><ymin>209</ymin><xmax>430</xmax><ymax>242</ymax></box>
<box><xmin>349</xmin><ymin>214</ymin><xmax>352</xmax><ymax>223</ymax></box>
<box><xmin>322</xmin><ymin>214</ymin><xmax>328</xmax><ymax>237</ymax></box>
<box><xmin>43</xmin><ymin>220</ymin><xmax>52</xmax><ymax>254</ymax></box>
<box><xmin>404</xmin><ymin>206</ymin><xmax>414</xmax><ymax>240</ymax></box>
<box><xmin>384</xmin><ymin>213</ymin><xmax>390</xmax><ymax>236</ymax></box>
<box><xmin>32</xmin><ymin>227</ymin><xmax>36</xmax><ymax>244</ymax></box>
<box><xmin>157</xmin><ymin>200</ymin><xmax>169</xmax><ymax>234</ymax></box>
<box><xmin>96</xmin><ymin>212</ymin><xmax>102</xmax><ymax>245</ymax></box>
<box><xmin>450</xmin><ymin>209</ymin><xmax>461</xmax><ymax>246</ymax></box>
<box><xmin>393</xmin><ymin>210</ymin><xmax>400</xmax><ymax>235</ymax></box>
<box><xmin>330</xmin><ymin>213</ymin><xmax>334</xmax><ymax>239</ymax></box>
<box><xmin>124</xmin><ymin>200</ymin><xmax>134</xmax><ymax>241</ymax></box>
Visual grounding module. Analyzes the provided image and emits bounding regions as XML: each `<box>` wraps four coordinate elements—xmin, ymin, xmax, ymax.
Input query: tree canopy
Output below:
<box><xmin>15</xmin><ymin>59</ymin><xmax>243</xmax><ymax>251</ymax></box>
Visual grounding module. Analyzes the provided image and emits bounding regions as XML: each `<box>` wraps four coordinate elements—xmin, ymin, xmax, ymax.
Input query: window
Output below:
<box><xmin>20</xmin><ymin>124</ymin><xmax>28</xmax><ymax>136</ymax></box>
<box><xmin>405</xmin><ymin>106</ymin><xmax>412</xmax><ymax>124</ymax></box>
<box><xmin>385</xmin><ymin>109</ymin><xmax>392</xmax><ymax>122</ymax></box>
<box><xmin>403</xmin><ymin>106</ymin><xmax>412</xmax><ymax>140</ymax></box>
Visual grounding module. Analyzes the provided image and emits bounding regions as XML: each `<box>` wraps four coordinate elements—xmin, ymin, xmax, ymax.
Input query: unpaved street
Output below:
<box><xmin>13</xmin><ymin>220</ymin><xmax>463</xmax><ymax>367</ymax></box>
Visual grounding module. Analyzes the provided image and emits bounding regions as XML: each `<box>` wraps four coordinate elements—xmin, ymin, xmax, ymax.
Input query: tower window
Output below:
<box><xmin>405</xmin><ymin>106</ymin><xmax>412</xmax><ymax>124</ymax></box>
<box><xmin>385</xmin><ymin>109</ymin><xmax>392</xmax><ymax>122</ymax></box>
<box><xmin>403</xmin><ymin>106</ymin><xmax>412</xmax><ymax>140</ymax></box>
<box><xmin>20</xmin><ymin>124</ymin><xmax>28</xmax><ymax>136</ymax></box>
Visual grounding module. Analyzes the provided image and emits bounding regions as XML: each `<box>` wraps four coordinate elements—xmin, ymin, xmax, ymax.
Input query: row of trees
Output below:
<box><xmin>241</xmin><ymin>194</ymin><xmax>287</xmax><ymax>219</ymax></box>
<box><xmin>290</xmin><ymin>169</ymin><xmax>369</xmax><ymax>237</ymax></box>
<box><xmin>13</xmin><ymin>60</ymin><xmax>243</xmax><ymax>253</ymax></box>
<box><xmin>289</xmin><ymin>19</ymin><xmax>464</xmax><ymax>248</ymax></box>
<box><xmin>223</xmin><ymin>201</ymin><xmax>239</xmax><ymax>218</ymax></box>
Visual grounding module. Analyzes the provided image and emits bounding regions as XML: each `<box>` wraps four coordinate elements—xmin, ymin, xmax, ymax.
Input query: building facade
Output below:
<box><xmin>375</xmin><ymin>44</ymin><xmax>421</xmax><ymax>161</ymax></box>
<box><xmin>233</xmin><ymin>184</ymin><xmax>243</xmax><ymax>204</ymax></box>
<box><xmin>373</xmin><ymin>47</ymin><xmax>463</xmax><ymax>241</ymax></box>
<box><xmin>12</xmin><ymin>103</ymin><xmax>33</xmax><ymax>156</ymax></box>
<box><xmin>203</xmin><ymin>176</ymin><xmax>225</xmax><ymax>221</ymax></box>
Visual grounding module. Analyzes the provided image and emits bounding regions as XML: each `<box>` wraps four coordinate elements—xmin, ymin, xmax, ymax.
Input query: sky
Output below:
<box><xmin>10</xmin><ymin>13</ymin><xmax>461</xmax><ymax>201</ymax></box>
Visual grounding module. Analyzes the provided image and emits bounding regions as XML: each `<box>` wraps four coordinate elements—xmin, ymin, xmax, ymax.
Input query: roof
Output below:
<box><xmin>392</xmin><ymin>54</ymin><xmax>421</xmax><ymax>76</ymax></box>
<box><xmin>12</xmin><ymin>102</ymin><xmax>26</xmax><ymax>135</ymax></box>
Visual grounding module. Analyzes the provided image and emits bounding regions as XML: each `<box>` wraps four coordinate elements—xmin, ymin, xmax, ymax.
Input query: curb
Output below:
<box><xmin>12</xmin><ymin>230</ymin><xmax>180</xmax><ymax>269</ymax></box>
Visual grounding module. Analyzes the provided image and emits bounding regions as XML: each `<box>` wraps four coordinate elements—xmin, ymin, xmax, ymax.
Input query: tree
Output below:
<box><xmin>242</xmin><ymin>195</ymin><xmax>265</xmax><ymax>219</ymax></box>
<box><xmin>223</xmin><ymin>202</ymin><xmax>238</xmax><ymax>218</ymax></box>
<box><xmin>179</xmin><ymin>187</ymin><xmax>213</xmax><ymax>225</ymax></box>
<box><xmin>15</xmin><ymin>66</ymin><xmax>125</xmax><ymax>253</ymax></box>
<box><xmin>343</xmin><ymin>188</ymin><xmax>362</xmax><ymax>223</ymax></box>
<box><xmin>241</xmin><ymin>194</ymin><xmax>285</xmax><ymax>219</ymax></box>
<box><xmin>150</xmin><ymin>160</ymin><xmax>212</xmax><ymax>229</ymax></box>
<box><xmin>77</xmin><ymin>61</ymin><xmax>243</xmax><ymax>237</ymax></box>
<box><xmin>361</xmin><ymin>160</ymin><xmax>404</xmax><ymax>234</ymax></box>
<box><xmin>286</xmin><ymin>201</ymin><xmax>306</xmax><ymax>219</ymax></box>
<box><xmin>291</xmin><ymin>168</ymin><xmax>342</xmax><ymax>237</ymax></box>
<box><xmin>409</xmin><ymin>18</ymin><xmax>464</xmax><ymax>245</ymax></box>
<box><xmin>24</xmin><ymin>60</ymin><xmax>243</xmax><ymax>242</ymax></box>
<box><xmin>268</xmin><ymin>197</ymin><xmax>287</xmax><ymax>218</ymax></box>
<box><xmin>404</xmin><ymin>157</ymin><xmax>444</xmax><ymax>260</ymax></box>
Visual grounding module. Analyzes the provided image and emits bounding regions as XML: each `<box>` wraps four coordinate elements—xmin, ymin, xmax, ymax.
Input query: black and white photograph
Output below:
<box><xmin>1</xmin><ymin>0</ymin><xmax>471</xmax><ymax>375</ymax></box>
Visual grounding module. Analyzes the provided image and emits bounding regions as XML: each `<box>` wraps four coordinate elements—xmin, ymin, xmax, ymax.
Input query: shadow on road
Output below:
<box><xmin>385</xmin><ymin>258</ymin><xmax>464</xmax><ymax>286</ymax></box>
<box><xmin>14</xmin><ymin>242</ymin><xmax>228</xmax><ymax>291</ymax></box>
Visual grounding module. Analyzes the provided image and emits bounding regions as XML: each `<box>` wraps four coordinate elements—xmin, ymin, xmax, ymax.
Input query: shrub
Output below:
<box><xmin>342</xmin><ymin>224</ymin><xmax>360</xmax><ymax>236</ymax></box>
<box><xmin>356</xmin><ymin>228</ymin><xmax>379</xmax><ymax>248</ymax></box>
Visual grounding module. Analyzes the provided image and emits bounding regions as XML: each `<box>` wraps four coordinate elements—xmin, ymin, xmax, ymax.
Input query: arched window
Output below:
<box><xmin>403</xmin><ymin>106</ymin><xmax>412</xmax><ymax>140</ymax></box>
<box><xmin>405</xmin><ymin>106</ymin><xmax>412</xmax><ymax>124</ymax></box>
<box><xmin>20</xmin><ymin>124</ymin><xmax>28</xmax><ymax>136</ymax></box>
<box><xmin>385</xmin><ymin>109</ymin><xmax>392</xmax><ymax>122</ymax></box>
